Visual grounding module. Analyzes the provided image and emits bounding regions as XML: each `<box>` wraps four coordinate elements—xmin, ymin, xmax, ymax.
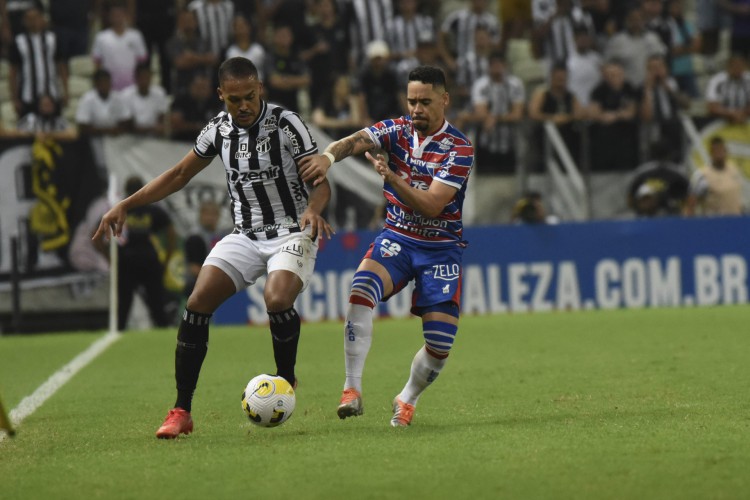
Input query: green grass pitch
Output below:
<box><xmin>1</xmin><ymin>307</ymin><xmax>749</xmax><ymax>499</ymax></box>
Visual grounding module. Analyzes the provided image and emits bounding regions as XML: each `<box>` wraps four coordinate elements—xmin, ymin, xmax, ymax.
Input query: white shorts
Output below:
<box><xmin>203</xmin><ymin>232</ymin><xmax>318</xmax><ymax>292</ymax></box>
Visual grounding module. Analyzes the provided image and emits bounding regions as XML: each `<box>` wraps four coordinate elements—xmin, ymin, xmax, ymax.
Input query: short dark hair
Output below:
<box><xmin>218</xmin><ymin>57</ymin><xmax>259</xmax><ymax>84</ymax></box>
<box><xmin>93</xmin><ymin>68</ymin><xmax>111</xmax><ymax>82</ymax></box>
<box><xmin>408</xmin><ymin>65</ymin><xmax>446</xmax><ymax>89</ymax></box>
<box><xmin>135</xmin><ymin>61</ymin><xmax>151</xmax><ymax>76</ymax></box>
<box><xmin>710</xmin><ymin>136</ymin><xmax>725</xmax><ymax>147</ymax></box>
<box><xmin>124</xmin><ymin>176</ymin><xmax>145</xmax><ymax>197</ymax></box>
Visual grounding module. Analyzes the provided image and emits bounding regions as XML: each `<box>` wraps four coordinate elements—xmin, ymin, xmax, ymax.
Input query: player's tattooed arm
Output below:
<box><xmin>298</xmin><ymin>130</ymin><xmax>376</xmax><ymax>186</ymax></box>
<box><xmin>327</xmin><ymin>130</ymin><xmax>376</xmax><ymax>161</ymax></box>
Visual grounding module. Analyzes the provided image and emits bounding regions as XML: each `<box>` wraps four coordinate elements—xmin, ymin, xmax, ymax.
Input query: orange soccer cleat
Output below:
<box><xmin>390</xmin><ymin>397</ymin><xmax>415</xmax><ymax>427</ymax></box>
<box><xmin>336</xmin><ymin>388</ymin><xmax>364</xmax><ymax>419</ymax></box>
<box><xmin>155</xmin><ymin>408</ymin><xmax>193</xmax><ymax>439</ymax></box>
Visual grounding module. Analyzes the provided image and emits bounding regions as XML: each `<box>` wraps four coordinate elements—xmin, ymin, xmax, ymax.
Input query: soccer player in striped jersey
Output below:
<box><xmin>299</xmin><ymin>65</ymin><xmax>474</xmax><ymax>427</ymax></box>
<box><xmin>93</xmin><ymin>57</ymin><xmax>333</xmax><ymax>439</ymax></box>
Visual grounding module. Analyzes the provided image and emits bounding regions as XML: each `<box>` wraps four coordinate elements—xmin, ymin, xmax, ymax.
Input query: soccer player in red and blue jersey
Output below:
<box><xmin>299</xmin><ymin>65</ymin><xmax>474</xmax><ymax>427</ymax></box>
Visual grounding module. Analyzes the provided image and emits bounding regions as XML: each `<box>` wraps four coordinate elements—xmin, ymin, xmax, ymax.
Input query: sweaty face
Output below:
<box><xmin>218</xmin><ymin>76</ymin><xmax>263</xmax><ymax>128</ymax></box>
<box><xmin>406</xmin><ymin>81</ymin><xmax>448</xmax><ymax>135</ymax></box>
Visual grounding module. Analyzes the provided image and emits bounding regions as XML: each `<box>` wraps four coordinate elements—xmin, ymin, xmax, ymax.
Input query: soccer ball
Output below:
<box><xmin>241</xmin><ymin>374</ymin><xmax>296</xmax><ymax>427</ymax></box>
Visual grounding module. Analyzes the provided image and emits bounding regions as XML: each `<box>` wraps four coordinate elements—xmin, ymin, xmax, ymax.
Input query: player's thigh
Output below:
<box><xmin>265</xmin><ymin>232</ymin><xmax>318</xmax><ymax>297</ymax></box>
<box><xmin>359</xmin><ymin>233</ymin><xmax>415</xmax><ymax>298</ymax></box>
<box><xmin>412</xmin><ymin>245</ymin><xmax>463</xmax><ymax>312</ymax></box>
<box><xmin>188</xmin><ymin>265</ymin><xmax>237</xmax><ymax>313</ymax></box>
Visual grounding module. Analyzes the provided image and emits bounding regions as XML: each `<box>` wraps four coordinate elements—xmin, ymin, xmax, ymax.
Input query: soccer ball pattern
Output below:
<box><xmin>241</xmin><ymin>374</ymin><xmax>296</xmax><ymax>427</ymax></box>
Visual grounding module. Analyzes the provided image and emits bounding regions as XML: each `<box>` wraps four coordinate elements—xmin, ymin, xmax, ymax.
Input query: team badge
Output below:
<box><xmin>378</xmin><ymin>238</ymin><xmax>401</xmax><ymax>258</ymax></box>
<box><xmin>256</xmin><ymin>136</ymin><xmax>271</xmax><ymax>154</ymax></box>
<box><xmin>219</xmin><ymin>121</ymin><xmax>233</xmax><ymax>138</ymax></box>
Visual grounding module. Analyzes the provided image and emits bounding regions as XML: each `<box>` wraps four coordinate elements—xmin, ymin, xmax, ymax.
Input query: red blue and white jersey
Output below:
<box><xmin>364</xmin><ymin>115</ymin><xmax>473</xmax><ymax>245</ymax></box>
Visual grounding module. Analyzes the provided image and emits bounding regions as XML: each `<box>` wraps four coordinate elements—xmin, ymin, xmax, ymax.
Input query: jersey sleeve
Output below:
<box><xmin>433</xmin><ymin>142</ymin><xmax>474</xmax><ymax>190</ymax></box>
<box><xmin>193</xmin><ymin>115</ymin><xmax>223</xmax><ymax>159</ymax></box>
<box><xmin>279</xmin><ymin>112</ymin><xmax>318</xmax><ymax>159</ymax></box>
<box><xmin>364</xmin><ymin>116</ymin><xmax>407</xmax><ymax>151</ymax></box>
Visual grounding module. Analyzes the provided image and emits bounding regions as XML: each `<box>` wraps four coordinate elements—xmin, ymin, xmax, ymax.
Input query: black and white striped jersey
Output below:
<box><xmin>706</xmin><ymin>71</ymin><xmax>750</xmax><ymax>111</ymax></box>
<box><xmin>188</xmin><ymin>0</ymin><xmax>234</xmax><ymax>57</ymax></box>
<box><xmin>193</xmin><ymin>101</ymin><xmax>318</xmax><ymax>240</ymax></box>
<box><xmin>10</xmin><ymin>30</ymin><xmax>63</xmax><ymax>105</ymax></box>
<box><xmin>440</xmin><ymin>8</ymin><xmax>500</xmax><ymax>59</ymax></box>
<box><xmin>385</xmin><ymin>14</ymin><xmax>434</xmax><ymax>58</ymax></box>
<box><xmin>343</xmin><ymin>0</ymin><xmax>394</xmax><ymax>62</ymax></box>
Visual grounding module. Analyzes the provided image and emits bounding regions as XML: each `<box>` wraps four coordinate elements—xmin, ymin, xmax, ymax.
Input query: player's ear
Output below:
<box><xmin>217</xmin><ymin>87</ymin><xmax>224</xmax><ymax>101</ymax></box>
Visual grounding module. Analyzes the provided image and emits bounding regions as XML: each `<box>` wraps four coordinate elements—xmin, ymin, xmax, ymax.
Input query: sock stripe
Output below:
<box><xmin>349</xmin><ymin>271</ymin><xmax>384</xmax><ymax>308</ymax></box>
<box><xmin>183</xmin><ymin>309</ymin><xmax>212</xmax><ymax>326</ymax></box>
<box><xmin>423</xmin><ymin>321</ymin><xmax>458</xmax><ymax>357</ymax></box>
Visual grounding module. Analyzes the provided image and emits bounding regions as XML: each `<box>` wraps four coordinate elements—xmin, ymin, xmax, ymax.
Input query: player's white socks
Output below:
<box><xmin>398</xmin><ymin>346</ymin><xmax>446</xmax><ymax>405</ymax></box>
<box><xmin>343</xmin><ymin>303</ymin><xmax>374</xmax><ymax>393</ymax></box>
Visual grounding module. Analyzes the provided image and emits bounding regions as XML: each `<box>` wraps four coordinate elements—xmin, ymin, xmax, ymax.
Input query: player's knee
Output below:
<box><xmin>264</xmin><ymin>292</ymin><xmax>295</xmax><ymax>312</ymax></box>
<box><xmin>348</xmin><ymin>270</ymin><xmax>385</xmax><ymax>309</ymax></box>
<box><xmin>422</xmin><ymin>320</ymin><xmax>458</xmax><ymax>359</ymax></box>
<box><xmin>185</xmin><ymin>292</ymin><xmax>215</xmax><ymax>315</ymax></box>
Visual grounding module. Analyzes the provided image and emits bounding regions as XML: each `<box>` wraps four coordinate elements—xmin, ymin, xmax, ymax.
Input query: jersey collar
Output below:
<box><xmin>411</xmin><ymin>119</ymin><xmax>448</xmax><ymax>159</ymax></box>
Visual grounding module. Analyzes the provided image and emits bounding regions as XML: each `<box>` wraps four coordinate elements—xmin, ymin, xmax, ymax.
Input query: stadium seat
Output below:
<box><xmin>63</xmin><ymin>98</ymin><xmax>78</xmax><ymax>123</ymax></box>
<box><xmin>1</xmin><ymin>102</ymin><xmax>16</xmax><ymax>130</ymax></box>
<box><xmin>69</xmin><ymin>55</ymin><xmax>95</xmax><ymax>78</ymax></box>
<box><xmin>0</xmin><ymin>60</ymin><xmax>8</xmax><ymax>79</ymax></box>
<box><xmin>68</xmin><ymin>76</ymin><xmax>91</xmax><ymax>99</ymax></box>
<box><xmin>0</xmin><ymin>84</ymin><xmax>9</xmax><ymax>103</ymax></box>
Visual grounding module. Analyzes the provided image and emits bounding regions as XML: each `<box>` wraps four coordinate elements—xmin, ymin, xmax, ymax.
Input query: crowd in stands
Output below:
<box><xmin>1</xmin><ymin>0</ymin><xmax>747</xmax><ymax>221</ymax></box>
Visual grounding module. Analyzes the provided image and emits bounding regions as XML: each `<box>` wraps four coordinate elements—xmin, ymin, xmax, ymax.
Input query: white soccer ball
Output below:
<box><xmin>241</xmin><ymin>374</ymin><xmax>296</xmax><ymax>427</ymax></box>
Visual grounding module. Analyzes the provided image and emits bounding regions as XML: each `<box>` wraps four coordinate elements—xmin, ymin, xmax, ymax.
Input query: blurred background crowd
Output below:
<box><xmin>1</xmin><ymin>0</ymin><xmax>748</xmax><ymax>225</ymax></box>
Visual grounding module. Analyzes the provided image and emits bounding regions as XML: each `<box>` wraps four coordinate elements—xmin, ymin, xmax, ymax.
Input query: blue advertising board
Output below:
<box><xmin>213</xmin><ymin>216</ymin><xmax>750</xmax><ymax>324</ymax></box>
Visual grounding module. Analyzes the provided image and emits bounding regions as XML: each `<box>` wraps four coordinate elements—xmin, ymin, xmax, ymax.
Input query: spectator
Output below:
<box><xmin>719</xmin><ymin>0</ymin><xmax>750</xmax><ymax>59</ymax></box>
<box><xmin>705</xmin><ymin>53</ymin><xmax>750</xmax><ymax>124</ymax></box>
<box><xmin>304</xmin><ymin>0</ymin><xmax>350</xmax><ymax>110</ymax></box>
<box><xmin>129</xmin><ymin>0</ymin><xmax>177</xmax><ymax>94</ymax></box>
<box><xmin>536</xmin><ymin>0</ymin><xmax>596</xmax><ymax>66</ymax></box>
<box><xmin>120</xmin><ymin>62</ymin><xmax>169</xmax><ymax>137</ymax></box>
<box><xmin>341</xmin><ymin>0</ymin><xmax>394</xmax><ymax>70</ymax></box>
<box><xmin>117</xmin><ymin>175</ymin><xmax>177</xmax><ymax>330</ymax></box>
<box><xmin>640</xmin><ymin>55</ymin><xmax>688</xmax><ymax>162</ymax></box>
<box><xmin>75</xmin><ymin>69</ymin><xmax>131</xmax><ymax>137</ymax></box>
<box><xmin>385</xmin><ymin>0</ymin><xmax>435</xmax><ymax>63</ymax></box>
<box><xmin>463</xmin><ymin>51</ymin><xmax>525</xmax><ymax>175</ymax></box>
<box><xmin>626</xmin><ymin>140</ymin><xmax>690</xmax><ymax>217</ymax></box>
<box><xmin>567</xmin><ymin>26</ymin><xmax>602</xmax><ymax>107</ymax></box>
<box><xmin>188</xmin><ymin>0</ymin><xmax>234</xmax><ymax>58</ymax></box>
<box><xmin>588</xmin><ymin>59</ymin><xmax>639</xmax><ymax>171</ymax></box>
<box><xmin>685</xmin><ymin>137</ymin><xmax>745</xmax><ymax>216</ymax></box>
<box><xmin>265</xmin><ymin>0</ymin><xmax>312</xmax><ymax>54</ymax></box>
<box><xmin>666</xmin><ymin>0</ymin><xmax>700</xmax><ymax>97</ymax></box>
<box><xmin>264</xmin><ymin>24</ymin><xmax>310</xmax><ymax>113</ymax></box>
<box><xmin>511</xmin><ymin>191</ymin><xmax>559</xmax><ymax>224</ymax></box>
<box><xmin>642</xmin><ymin>0</ymin><xmax>671</xmax><ymax>51</ymax></box>
<box><xmin>16</xmin><ymin>93</ymin><xmax>77</xmax><ymax>140</ymax></box>
<box><xmin>697</xmin><ymin>0</ymin><xmax>729</xmax><ymax>64</ymax></box>
<box><xmin>455</xmin><ymin>26</ymin><xmax>493</xmax><ymax>107</ymax></box>
<box><xmin>48</xmin><ymin>0</ymin><xmax>94</xmax><ymax>61</ymax></box>
<box><xmin>183</xmin><ymin>199</ymin><xmax>225</xmax><ymax>298</ymax></box>
<box><xmin>76</xmin><ymin>68</ymin><xmax>132</xmax><ymax>177</ymax></box>
<box><xmin>225</xmin><ymin>15</ymin><xmax>265</xmax><ymax>81</ymax></box>
<box><xmin>169</xmin><ymin>73</ymin><xmax>223</xmax><ymax>142</ymax></box>
<box><xmin>311</xmin><ymin>74</ymin><xmax>361</xmax><ymax>140</ymax></box>
<box><xmin>0</xmin><ymin>0</ymin><xmax>43</xmax><ymax>49</ymax></box>
<box><xmin>8</xmin><ymin>6</ymin><xmax>68</xmax><ymax>119</ymax></box>
<box><xmin>439</xmin><ymin>0</ymin><xmax>501</xmax><ymax>73</ymax></box>
<box><xmin>604</xmin><ymin>6</ymin><xmax>665</xmax><ymax>87</ymax></box>
<box><xmin>581</xmin><ymin>0</ymin><xmax>618</xmax><ymax>41</ymax></box>
<box><xmin>69</xmin><ymin>185</ymin><xmax>110</xmax><ymax>274</ymax></box>
<box><xmin>166</xmin><ymin>8</ymin><xmax>217</xmax><ymax>99</ymax></box>
<box><xmin>529</xmin><ymin>63</ymin><xmax>583</xmax><ymax>168</ymax></box>
<box><xmin>91</xmin><ymin>2</ymin><xmax>148</xmax><ymax>91</ymax></box>
<box><xmin>356</xmin><ymin>40</ymin><xmax>402</xmax><ymax>125</ymax></box>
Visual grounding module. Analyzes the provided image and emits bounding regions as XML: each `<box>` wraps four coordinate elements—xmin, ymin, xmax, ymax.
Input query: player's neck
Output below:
<box><xmin>416</xmin><ymin>120</ymin><xmax>445</xmax><ymax>139</ymax></box>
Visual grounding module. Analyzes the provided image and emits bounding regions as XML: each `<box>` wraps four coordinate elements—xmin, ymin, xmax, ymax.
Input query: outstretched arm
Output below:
<box><xmin>297</xmin><ymin>130</ymin><xmax>377</xmax><ymax>185</ymax></box>
<box><xmin>92</xmin><ymin>150</ymin><xmax>212</xmax><ymax>241</ymax></box>
<box><xmin>366</xmin><ymin>151</ymin><xmax>456</xmax><ymax>218</ymax></box>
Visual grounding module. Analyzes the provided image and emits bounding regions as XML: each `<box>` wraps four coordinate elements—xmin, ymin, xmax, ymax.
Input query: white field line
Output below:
<box><xmin>0</xmin><ymin>330</ymin><xmax>121</xmax><ymax>442</ymax></box>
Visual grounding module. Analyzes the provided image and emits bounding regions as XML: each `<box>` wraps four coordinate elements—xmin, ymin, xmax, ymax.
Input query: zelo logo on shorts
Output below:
<box><xmin>282</xmin><ymin>243</ymin><xmax>304</xmax><ymax>257</ymax></box>
<box><xmin>379</xmin><ymin>238</ymin><xmax>402</xmax><ymax>258</ymax></box>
